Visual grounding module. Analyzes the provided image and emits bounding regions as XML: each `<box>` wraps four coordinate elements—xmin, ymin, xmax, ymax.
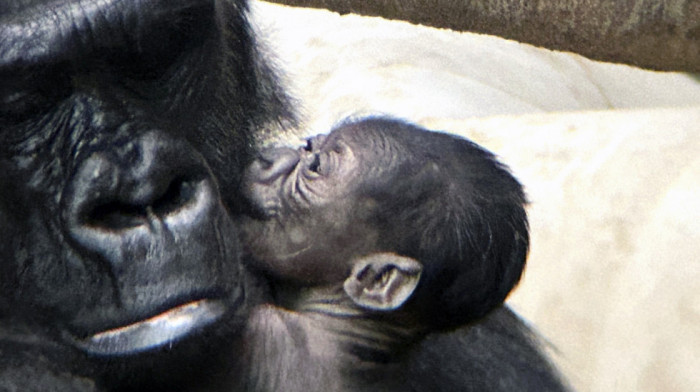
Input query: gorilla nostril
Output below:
<box><xmin>86</xmin><ymin>177</ymin><xmax>199</xmax><ymax>231</ymax></box>
<box><xmin>87</xmin><ymin>202</ymin><xmax>148</xmax><ymax>230</ymax></box>
<box><xmin>151</xmin><ymin>177</ymin><xmax>198</xmax><ymax>217</ymax></box>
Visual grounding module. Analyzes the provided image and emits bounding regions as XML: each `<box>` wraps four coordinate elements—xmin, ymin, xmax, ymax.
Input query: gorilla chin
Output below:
<box><xmin>73</xmin><ymin>299</ymin><xmax>226</xmax><ymax>356</ymax></box>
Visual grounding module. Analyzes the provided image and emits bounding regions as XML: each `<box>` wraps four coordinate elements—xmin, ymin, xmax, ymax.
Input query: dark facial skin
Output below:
<box><xmin>0</xmin><ymin>0</ymin><xmax>291</xmax><ymax>389</ymax></box>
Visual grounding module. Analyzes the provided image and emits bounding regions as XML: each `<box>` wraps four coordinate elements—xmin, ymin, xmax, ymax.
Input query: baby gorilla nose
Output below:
<box><xmin>249</xmin><ymin>147</ymin><xmax>301</xmax><ymax>184</ymax></box>
<box><xmin>304</xmin><ymin>134</ymin><xmax>327</xmax><ymax>152</ymax></box>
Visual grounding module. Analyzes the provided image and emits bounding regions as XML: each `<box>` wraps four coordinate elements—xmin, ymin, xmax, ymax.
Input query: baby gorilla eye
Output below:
<box><xmin>309</xmin><ymin>153</ymin><xmax>321</xmax><ymax>173</ymax></box>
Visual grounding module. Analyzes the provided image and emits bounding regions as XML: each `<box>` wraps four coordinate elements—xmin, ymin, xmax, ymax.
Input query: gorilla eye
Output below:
<box><xmin>0</xmin><ymin>68</ymin><xmax>71</xmax><ymax>125</ymax></box>
<box><xmin>304</xmin><ymin>139</ymin><xmax>313</xmax><ymax>152</ymax></box>
<box><xmin>309</xmin><ymin>153</ymin><xmax>321</xmax><ymax>173</ymax></box>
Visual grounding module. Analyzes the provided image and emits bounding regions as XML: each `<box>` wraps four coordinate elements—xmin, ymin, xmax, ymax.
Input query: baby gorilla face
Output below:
<box><xmin>241</xmin><ymin>126</ymin><xmax>385</xmax><ymax>284</ymax></box>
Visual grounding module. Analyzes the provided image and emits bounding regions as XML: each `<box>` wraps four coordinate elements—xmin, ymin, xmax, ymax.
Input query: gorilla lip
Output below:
<box><xmin>75</xmin><ymin>299</ymin><xmax>225</xmax><ymax>356</ymax></box>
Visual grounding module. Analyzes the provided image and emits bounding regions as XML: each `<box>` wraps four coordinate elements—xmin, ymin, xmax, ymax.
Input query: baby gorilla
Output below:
<box><xmin>236</xmin><ymin>118</ymin><xmax>529</xmax><ymax>391</ymax></box>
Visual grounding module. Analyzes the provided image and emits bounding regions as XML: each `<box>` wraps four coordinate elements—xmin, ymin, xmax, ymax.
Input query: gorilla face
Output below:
<box><xmin>0</xmin><ymin>0</ymin><xmax>290</xmax><ymax>357</ymax></box>
<box><xmin>241</xmin><ymin>128</ymin><xmax>388</xmax><ymax>285</ymax></box>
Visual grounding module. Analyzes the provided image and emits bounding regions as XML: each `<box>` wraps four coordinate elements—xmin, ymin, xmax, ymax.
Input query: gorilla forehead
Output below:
<box><xmin>0</xmin><ymin>0</ymin><xmax>258</xmax><ymax>187</ymax></box>
<box><xmin>0</xmin><ymin>0</ymin><xmax>215</xmax><ymax>69</ymax></box>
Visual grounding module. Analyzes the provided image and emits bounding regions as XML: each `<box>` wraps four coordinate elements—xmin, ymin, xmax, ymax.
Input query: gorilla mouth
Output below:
<box><xmin>75</xmin><ymin>299</ymin><xmax>226</xmax><ymax>356</ymax></box>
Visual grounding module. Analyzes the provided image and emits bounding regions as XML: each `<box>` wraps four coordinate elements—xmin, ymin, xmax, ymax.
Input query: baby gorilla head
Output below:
<box><xmin>242</xmin><ymin>118</ymin><xmax>528</xmax><ymax>328</ymax></box>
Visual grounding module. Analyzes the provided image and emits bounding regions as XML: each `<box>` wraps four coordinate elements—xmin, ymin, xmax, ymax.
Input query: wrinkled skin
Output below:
<box><xmin>0</xmin><ymin>0</ymin><xmax>290</xmax><ymax>390</ymax></box>
<box><xmin>242</xmin><ymin>128</ymin><xmax>379</xmax><ymax>284</ymax></box>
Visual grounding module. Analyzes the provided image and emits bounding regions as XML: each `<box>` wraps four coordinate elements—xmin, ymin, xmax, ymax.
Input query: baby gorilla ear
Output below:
<box><xmin>343</xmin><ymin>253</ymin><xmax>422</xmax><ymax>311</ymax></box>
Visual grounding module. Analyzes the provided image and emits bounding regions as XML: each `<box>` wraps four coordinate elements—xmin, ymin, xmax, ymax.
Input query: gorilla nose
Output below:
<box><xmin>82</xmin><ymin>173</ymin><xmax>200</xmax><ymax>231</ymax></box>
<box><xmin>248</xmin><ymin>147</ymin><xmax>300</xmax><ymax>184</ymax></box>
<box><xmin>63</xmin><ymin>132</ymin><xmax>214</xmax><ymax>253</ymax></box>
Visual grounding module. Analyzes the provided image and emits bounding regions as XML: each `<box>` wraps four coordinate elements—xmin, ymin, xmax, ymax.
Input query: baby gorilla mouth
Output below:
<box><xmin>75</xmin><ymin>299</ymin><xmax>226</xmax><ymax>356</ymax></box>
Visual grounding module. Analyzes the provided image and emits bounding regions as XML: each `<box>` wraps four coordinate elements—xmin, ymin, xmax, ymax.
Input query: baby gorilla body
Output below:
<box><xmin>236</xmin><ymin>118</ymin><xmax>530</xmax><ymax>391</ymax></box>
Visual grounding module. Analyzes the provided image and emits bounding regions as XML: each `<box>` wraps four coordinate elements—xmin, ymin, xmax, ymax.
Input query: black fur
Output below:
<box><xmin>347</xmin><ymin>118</ymin><xmax>529</xmax><ymax>328</ymax></box>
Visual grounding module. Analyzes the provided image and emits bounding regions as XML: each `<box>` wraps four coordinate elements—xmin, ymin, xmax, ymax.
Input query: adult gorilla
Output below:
<box><xmin>0</xmin><ymin>0</ymin><xmax>291</xmax><ymax>389</ymax></box>
<box><xmin>1</xmin><ymin>0</ymin><xmax>564</xmax><ymax>391</ymax></box>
